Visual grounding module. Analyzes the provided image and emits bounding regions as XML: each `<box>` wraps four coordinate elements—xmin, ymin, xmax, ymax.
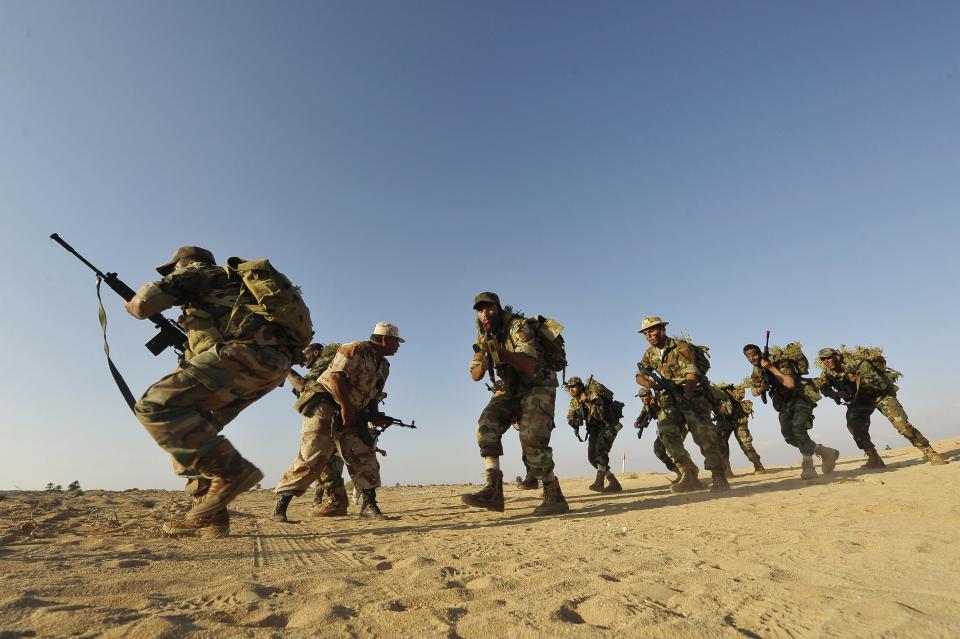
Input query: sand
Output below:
<box><xmin>1</xmin><ymin>437</ymin><xmax>958</xmax><ymax>639</ymax></box>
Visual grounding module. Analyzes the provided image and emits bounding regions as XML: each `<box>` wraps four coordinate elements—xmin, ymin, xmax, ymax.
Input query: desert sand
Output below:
<box><xmin>1</xmin><ymin>437</ymin><xmax>958</xmax><ymax>639</ymax></box>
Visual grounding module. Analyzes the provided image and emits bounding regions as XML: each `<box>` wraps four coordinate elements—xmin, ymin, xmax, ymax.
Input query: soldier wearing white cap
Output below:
<box><xmin>270</xmin><ymin>322</ymin><xmax>405</xmax><ymax>521</ymax></box>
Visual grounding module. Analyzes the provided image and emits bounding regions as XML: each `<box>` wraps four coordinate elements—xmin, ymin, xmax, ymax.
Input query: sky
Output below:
<box><xmin>1</xmin><ymin>1</ymin><xmax>958</xmax><ymax>491</ymax></box>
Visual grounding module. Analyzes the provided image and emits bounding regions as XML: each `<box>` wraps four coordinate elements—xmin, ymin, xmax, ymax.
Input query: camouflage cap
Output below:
<box><xmin>564</xmin><ymin>376</ymin><xmax>584</xmax><ymax>388</ymax></box>
<box><xmin>156</xmin><ymin>246</ymin><xmax>216</xmax><ymax>276</ymax></box>
<box><xmin>639</xmin><ymin>316</ymin><xmax>668</xmax><ymax>333</ymax></box>
<box><xmin>473</xmin><ymin>291</ymin><xmax>501</xmax><ymax>310</ymax></box>
<box><xmin>818</xmin><ymin>347</ymin><xmax>839</xmax><ymax>359</ymax></box>
<box><xmin>637</xmin><ymin>388</ymin><xmax>652</xmax><ymax>397</ymax></box>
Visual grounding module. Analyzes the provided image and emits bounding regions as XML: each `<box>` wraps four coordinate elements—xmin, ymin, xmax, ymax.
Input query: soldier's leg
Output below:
<box><xmin>335</xmin><ymin>425</ymin><xmax>381</xmax><ymax>491</ymax></box>
<box><xmin>517</xmin><ymin>386</ymin><xmax>557</xmax><ymax>480</ymax></box>
<box><xmin>844</xmin><ymin>404</ymin><xmax>876</xmax><ymax>451</ymax></box>
<box><xmin>463</xmin><ymin>394</ymin><xmax>518</xmax><ymax>512</ymax></box>
<box><xmin>787</xmin><ymin>400</ymin><xmax>838</xmax><ymax>477</ymax></box>
<box><xmin>734</xmin><ymin>422</ymin><xmax>762</xmax><ymax>464</ymax></box>
<box><xmin>875</xmin><ymin>396</ymin><xmax>928</xmax><ymax>447</ymax></box>
<box><xmin>715</xmin><ymin>428</ymin><xmax>732</xmax><ymax>467</ymax></box>
<box><xmin>273</xmin><ymin>403</ymin><xmax>339</xmax><ymax>497</ymax></box>
<box><xmin>653</xmin><ymin>435</ymin><xmax>677</xmax><ymax>472</ymax></box>
<box><xmin>680</xmin><ymin>401</ymin><xmax>725</xmax><ymax>474</ymax></box>
<box><xmin>656</xmin><ymin>407</ymin><xmax>695</xmax><ymax>470</ymax></box>
<box><xmin>596</xmin><ymin>426</ymin><xmax>622</xmax><ymax>492</ymax></box>
<box><xmin>319</xmin><ymin>454</ymin><xmax>346</xmax><ymax>494</ymax></box>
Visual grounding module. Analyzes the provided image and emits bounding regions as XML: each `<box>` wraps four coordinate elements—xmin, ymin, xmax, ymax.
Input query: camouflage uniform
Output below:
<box><xmin>471</xmin><ymin>309</ymin><xmax>559</xmax><ymax>480</ymax></box>
<box><xmin>566</xmin><ymin>378</ymin><xmax>623</xmax><ymax>472</ymax></box>
<box><xmin>636</xmin><ymin>395</ymin><xmax>685</xmax><ymax>473</ymax></box>
<box><xmin>749</xmin><ymin>363</ymin><xmax>819</xmax><ymax>456</ymax></box>
<box><xmin>709</xmin><ymin>385</ymin><xmax>763</xmax><ymax>468</ymax></box>
<box><xmin>640</xmin><ymin>338</ymin><xmax>723</xmax><ymax>472</ymax></box>
<box><xmin>133</xmin><ymin>263</ymin><xmax>294</xmax><ymax>485</ymax></box>
<box><xmin>818</xmin><ymin>360</ymin><xmax>931</xmax><ymax>451</ymax></box>
<box><xmin>274</xmin><ymin>341</ymin><xmax>389</xmax><ymax>493</ymax></box>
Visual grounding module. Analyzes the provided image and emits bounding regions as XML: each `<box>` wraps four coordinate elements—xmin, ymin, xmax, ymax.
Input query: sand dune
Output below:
<box><xmin>2</xmin><ymin>437</ymin><xmax>958</xmax><ymax>638</ymax></box>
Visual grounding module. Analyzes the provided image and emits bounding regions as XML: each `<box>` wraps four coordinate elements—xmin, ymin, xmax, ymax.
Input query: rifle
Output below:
<box><xmin>634</xmin><ymin>410</ymin><xmax>652</xmax><ymax>441</ymax></box>
<box><xmin>759</xmin><ymin>330</ymin><xmax>772</xmax><ymax>405</ymax></box>
<box><xmin>473</xmin><ymin>330</ymin><xmax>501</xmax><ymax>392</ymax></box>
<box><xmin>636</xmin><ymin>363</ymin><xmax>716</xmax><ymax>426</ymax></box>
<box><xmin>50</xmin><ymin>233</ymin><xmax>187</xmax><ymax>356</ymax></box>
<box><xmin>353</xmin><ymin>410</ymin><xmax>417</xmax><ymax>446</ymax></box>
<box><xmin>572</xmin><ymin>404</ymin><xmax>588</xmax><ymax>442</ymax></box>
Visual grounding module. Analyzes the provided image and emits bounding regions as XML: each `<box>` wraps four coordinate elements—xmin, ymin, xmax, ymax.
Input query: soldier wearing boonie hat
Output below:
<box><xmin>155</xmin><ymin>246</ymin><xmax>216</xmax><ymax>276</ymax></box>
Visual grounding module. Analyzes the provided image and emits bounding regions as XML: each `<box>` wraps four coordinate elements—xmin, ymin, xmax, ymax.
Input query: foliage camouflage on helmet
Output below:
<box><xmin>816</xmin><ymin>344</ymin><xmax>903</xmax><ymax>383</ymax></box>
<box><xmin>769</xmin><ymin>342</ymin><xmax>810</xmax><ymax>375</ymax></box>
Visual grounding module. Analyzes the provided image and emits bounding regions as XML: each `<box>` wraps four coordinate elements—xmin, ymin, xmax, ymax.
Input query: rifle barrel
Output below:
<box><xmin>50</xmin><ymin>233</ymin><xmax>108</xmax><ymax>278</ymax></box>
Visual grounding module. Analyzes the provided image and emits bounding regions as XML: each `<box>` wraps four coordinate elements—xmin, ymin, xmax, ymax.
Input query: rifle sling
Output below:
<box><xmin>96</xmin><ymin>277</ymin><xmax>138</xmax><ymax>412</ymax></box>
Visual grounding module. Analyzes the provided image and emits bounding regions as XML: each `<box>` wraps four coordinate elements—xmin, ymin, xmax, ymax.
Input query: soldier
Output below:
<box><xmin>708</xmin><ymin>382</ymin><xmax>766</xmax><ymax>477</ymax></box>
<box><xmin>269</xmin><ymin>343</ymin><xmax>351</xmax><ymax>521</ymax></box>
<box><xmin>743</xmin><ymin>343</ymin><xmax>839</xmax><ymax>479</ymax></box>
<box><xmin>565</xmin><ymin>376</ymin><xmax>624</xmax><ymax>492</ymax></box>
<box><xmin>462</xmin><ymin>292</ymin><xmax>569</xmax><ymax>516</ymax></box>
<box><xmin>124</xmin><ymin>246</ymin><xmax>308</xmax><ymax>538</ymax></box>
<box><xmin>269</xmin><ymin>323</ymin><xmax>405</xmax><ymax>521</ymax></box>
<box><xmin>635</xmin><ymin>316</ymin><xmax>730</xmax><ymax>492</ymax></box>
<box><xmin>817</xmin><ymin>347</ymin><xmax>946</xmax><ymax>468</ymax></box>
<box><xmin>634</xmin><ymin>388</ymin><xmax>684</xmax><ymax>486</ymax></box>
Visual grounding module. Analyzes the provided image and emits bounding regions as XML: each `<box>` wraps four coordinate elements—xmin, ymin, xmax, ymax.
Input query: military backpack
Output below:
<box><xmin>225</xmin><ymin>257</ymin><xmax>314</xmax><ymax>350</ymax></box>
<box><xmin>587</xmin><ymin>376</ymin><xmax>625</xmax><ymax>423</ymax></box>
<box><xmin>528</xmin><ymin>315</ymin><xmax>568</xmax><ymax>374</ymax></box>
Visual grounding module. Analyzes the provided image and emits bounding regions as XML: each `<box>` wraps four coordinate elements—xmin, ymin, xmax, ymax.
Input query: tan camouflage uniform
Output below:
<box><xmin>640</xmin><ymin>338</ymin><xmax>723</xmax><ymax>472</ymax></box>
<box><xmin>274</xmin><ymin>341</ymin><xmax>389</xmax><ymax>492</ymax></box>
<box><xmin>471</xmin><ymin>309</ymin><xmax>559</xmax><ymax>479</ymax></box>
<box><xmin>133</xmin><ymin>263</ymin><xmax>294</xmax><ymax>482</ymax></box>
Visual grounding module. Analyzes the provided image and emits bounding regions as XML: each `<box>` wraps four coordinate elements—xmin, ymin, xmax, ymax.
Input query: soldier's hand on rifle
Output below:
<box><xmin>370</xmin><ymin>413</ymin><xmax>393</xmax><ymax>427</ymax></box>
<box><xmin>845</xmin><ymin>372</ymin><xmax>859</xmax><ymax>383</ymax></box>
<box><xmin>759</xmin><ymin>358</ymin><xmax>774</xmax><ymax>370</ymax></box>
<box><xmin>836</xmin><ymin>389</ymin><xmax>852</xmax><ymax>400</ymax></box>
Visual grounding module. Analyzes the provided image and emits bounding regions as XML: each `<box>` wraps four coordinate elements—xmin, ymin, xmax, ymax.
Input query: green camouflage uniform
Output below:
<box><xmin>471</xmin><ymin>309</ymin><xmax>559</xmax><ymax>479</ymax></box>
<box><xmin>133</xmin><ymin>264</ymin><xmax>294</xmax><ymax>480</ymax></box>
<box><xmin>636</xmin><ymin>396</ymin><xmax>685</xmax><ymax>472</ymax></box>
<box><xmin>750</xmin><ymin>362</ymin><xmax>818</xmax><ymax>456</ymax></box>
<box><xmin>274</xmin><ymin>341</ymin><xmax>389</xmax><ymax>492</ymax></box>
<box><xmin>709</xmin><ymin>385</ymin><xmax>762</xmax><ymax>465</ymax></box>
<box><xmin>567</xmin><ymin>378</ymin><xmax>623</xmax><ymax>471</ymax></box>
<box><xmin>818</xmin><ymin>360</ymin><xmax>930</xmax><ymax>451</ymax></box>
<box><xmin>640</xmin><ymin>338</ymin><xmax>723</xmax><ymax>472</ymax></box>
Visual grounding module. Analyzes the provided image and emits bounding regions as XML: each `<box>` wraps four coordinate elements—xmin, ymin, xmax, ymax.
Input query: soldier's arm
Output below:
<box><xmin>764</xmin><ymin>361</ymin><xmax>797</xmax><ymax>389</ymax></box>
<box><xmin>124</xmin><ymin>266</ymin><xmax>210</xmax><ymax>320</ymax></box>
<box><xmin>287</xmin><ymin>369</ymin><xmax>306</xmax><ymax>394</ymax></box>
<box><xmin>674</xmin><ymin>342</ymin><xmax>703</xmax><ymax>397</ymax></box>
<box><xmin>325</xmin><ymin>372</ymin><xmax>355</xmax><ymax>426</ymax></box>
<box><xmin>496</xmin><ymin>325</ymin><xmax>536</xmax><ymax>377</ymax></box>
<box><xmin>469</xmin><ymin>348</ymin><xmax>487</xmax><ymax>382</ymax></box>
<box><xmin>850</xmin><ymin>361</ymin><xmax>883</xmax><ymax>392</ymax></box>
<box><xmin>567</xmin><ymin>401</ymin><xmax>582</xmax><ymax>427</ymax></box>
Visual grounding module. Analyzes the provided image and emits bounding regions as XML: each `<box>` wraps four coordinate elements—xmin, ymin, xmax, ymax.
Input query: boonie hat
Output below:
<box><xmin>473</xmin><ymin>291</ymin><xmax>501</xmax><ymax>310</ymax></box>
<box><xmin>639</xmin><ymin>316</ymin><xmax>668</xmax><ymax>333</ymax></box>
<box><xmin>818</xmin><ymin>347</ymin><xmax>839</xmax><ymax>359</ymax></box>
<box><xmin>372</xmin><ymin>322</ymin><xmax>405</xmax><ymax>343</ymax></box>
<box><xmin>156</xmin><ymin>246</ymin><xmax>216</xmax><ymax>276</ymax></box>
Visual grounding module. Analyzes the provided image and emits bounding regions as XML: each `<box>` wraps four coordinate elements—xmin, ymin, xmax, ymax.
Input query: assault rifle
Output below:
<box><xmin>354</xmin><ymin>410</ymin><xmax>417</xmax><ymax>446</ymax></box>
<box><xmin>473</xmin><ymin>330</ymin><xmax>501</xmax><ymax>392</ymax></box>
<box><xmin>634</xmin><ymin>409</ymin><xmax>652</xmax><ymax>441</ymax></box>
<box><xmin>50</xmin><ymin>233</ymin><xmax>187</xmax><ymax>355</ymax></box>
<box><xmin>759</xmin><ymin>330</ymin><xmax>772</xmax><ymax>405</ymax></box>
<box><xmin>636</xmin><ymin>364</ymin><xmax>716</xmax><ymax>426</ymax></box>
<box><xmin>573</xmin><ymin>405</ymin><xmax>588</xmax><ymax>442</ymax></box>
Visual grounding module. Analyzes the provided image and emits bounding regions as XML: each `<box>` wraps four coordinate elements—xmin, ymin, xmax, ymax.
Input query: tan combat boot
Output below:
<box><xmin>861</xmin><ymin>448</ymin><xmax>886</xmax><ymax>469</ymax></box>
<box><xmin>815</xmin><ymin>444</ymin><xmax>840</xmax><ymax>475</ymax></box>
<box><xmin>800</xmin><ymin>455</ymin><xmax>818</xmax><ymax>480</ymax></box>
<box><xmin>515</xmin><ymin>474</ymin><xmax>539</xmax><ymax>490</ymax></box>
<box><xmin>710</xmin><ymin>470</ymin><xmax>731</xmax><ymax>493</ymax></box>
<box><xmin>532</xmin><ymin>477</ymin><xmax>570</xmax><ymax>516</ymax></box>
<box><xmin>919</xmin><ymin>445</ymin><xmax>947</xmax><ymax>465</ymax></box>
<box><xmin>670</xmin><ymin>462</ymin><xmax>705</xmax><ymax>493</ymax></box>
<box><xmin>461</xmin><ymin>469</ymin><xmax>505</xmax><ymax>512</ymax></box>
<box><xmin>312</xmin><ymin>485</ymin><xmax>349</xmax><ymax>517</ymax></box>
<box><xmin>603</xmin><ymin>472</ymin><xmax>623</xmax><ymax>493</ymax></box>
<box><xmin>752</xmin><ymin>460</ymin><xmax>766</xmax><ymax>474</ymax></box>
<box><xmin>163</xmin><ymin>509</ymin><xmax>230</xmax><ymax>540</ymax></box>
<box><xmin>587</xmin><ymin>470</ymin><xmax>606</xmax><ymax>492</ymax></box>
<box><xmin>188</xmin><ymin>442</ymin><xmax>264</xmax><ymax>520</ymax></box>
<box><xmin>668</xmin><ymin>466</ymin><xmax>682</xmax><ymax>485</ymax></box>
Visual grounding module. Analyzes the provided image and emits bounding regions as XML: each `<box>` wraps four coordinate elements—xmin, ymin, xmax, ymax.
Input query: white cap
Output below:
<box><xmin>373</xmin><ymin>322</ymin><xmax>405</xmax><ymax>343</ymax></box>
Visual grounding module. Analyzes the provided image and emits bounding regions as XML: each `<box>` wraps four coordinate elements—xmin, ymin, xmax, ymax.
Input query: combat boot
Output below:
<box><xmin>752</xmin><ymin>460</ymin><xmax>766</xmax><ymax>474</ymax></box>
<box><xmin>312</xmin><ymin>485</ymin><xmax>325</xmax><ymax>506</ymax></box>
<box><xmin>710</xmin><ymin>470</ymin><xmax>731</xmax><ymax>493</ymax></box>
<box><xmin>532</xmin><ymin>477</ymin><xmax>570</xmax><ymax>516</ymax></box>
<box><xmin>461</xmin><ymin>469</ymin><xmax>505</xmax><ymax>512</ymax></box>
<box><xmin>670</xmin><ymin>463</ymin><xmax>705</xmax><ymax>493</ymax></box>
<box><xmin>800</xmin><ymin>455</ymin><xmax>818</xmax><ymax>480</ymax></box>
<box><xmin>919</xmin><ymin>445</ymin><xmax>947</xmax><ymax>465</ymax></box>
<box><xmin>163</xmin><ymin>509</ymin><xmax>230</xmax><ymax>540</ymax></box>
<box><xmin>724</xmin><ymin>460</ymin><xmax>735</xmax><ymax>479</ymax></box>
<box><xmin>358</xmin><ymin>488</ymin><xmax>385</xmax><ymax>520</ymax></box>
<box><xmin>515</xmin><ymin>474</ymin><xmax>539</xmax><ymax>490</ymax></box>
<box><xmin>269</xmin><ymin>494</ymin><xmax>293</xmax><ymax>522</ymax></box>
<box><xmin>312</xmin><ymin>485</ymin><xmax>349</xmax><ymax>517</ymax></box>
<box><xmin>587</xmin><ymin>470</ymin><xmax>606</xmax><ymax>492</ymax></box>
<box><xmin>603</xmin><ymin>472</ymin><xmax>623</xmax><ymax>493</ymax></box>
<box><xmin>668</xmin><ymin>466</ymin><xmax>682</xmax><ymax>485</ymax></box>
<box><xmin>187</xmin><ymin>442</ymin><xmax>264</xmax><ymax>520</ymax></box>
<box><xmin>815</xmin><ymin>444</ymin><xmax>840</xmax><ymax>475</ymax></box>
<box><xmin>861</xmin><ymin>447</ymin><xmax>887</xmax><ymax>469</ymax></box>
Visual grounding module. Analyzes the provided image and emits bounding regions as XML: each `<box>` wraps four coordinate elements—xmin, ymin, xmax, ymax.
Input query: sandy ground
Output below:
<box><xmin>1</xmin><ymin>437</ymin><xmax>958</xmax><ymax>639</ymax></box>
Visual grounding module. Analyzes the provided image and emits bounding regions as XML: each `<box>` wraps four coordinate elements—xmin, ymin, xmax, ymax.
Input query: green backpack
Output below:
<box><xmin>770</xmin><ymin>342</ymin><xmax>809</xmax><ymax>375</ymax></box>
<box><xmin>528</xmin><ymin>315</ymin><xmax>568</xmax><ymax>373</ymax></box>
<box><xmin>839</xmin><ymin>345</ymin><xmax>903</xmax><ymax>388</ymax></box>
<box><xmin>225</xmin><ymin>257</ymin><xmax>314</xmax><ymax>349</ymax></box>
<box><xmin>587</xmin><ymin>376</ymin><xmax>625</xmax><ymax>422</ymax></box>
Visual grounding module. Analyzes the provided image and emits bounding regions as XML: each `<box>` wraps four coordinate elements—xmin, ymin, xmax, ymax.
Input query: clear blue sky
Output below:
<box><xmin>2</xmin><ymin>2</ymin><xmax>958</xmax><ymax>490</ymax></box>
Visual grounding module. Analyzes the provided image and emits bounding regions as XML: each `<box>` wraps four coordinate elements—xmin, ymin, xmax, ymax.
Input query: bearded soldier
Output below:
<box><xmin>708</xmin><ymin>382</ymin><xmax>766</xmax><ymax>477</ymax></box>
<box><xmin>270</xmin><ymin>323</ymin><xmax>404</xmax><ymax>521</ymax></box>
<box><xmin>817</xmin><ymin>347</ymin><xmax>946</xmax><ymax>468</ymax></box>
<box><xmin>635</xmin><ymin>316</ymin><xmax>730</xmax><ymax>493</ymax></box>
<box><xmin>124</xmin><ymin>246</ymin><xmax>308</xmax><ymax>539</ymax></box>
<box><xmin>743</xmin><ymin>343</ymin><xmax>839</xmax><ymax>479</ymax></box>
<box><xmin>635</xmin><ymin>388</ymin><xmax>684</xmax><ymax>486</ymax></box>
<box><xmin>565</xmin><ymin>376</ymin><xmax>624</xmax><ymax>492</ymax></box>
<box><xmin>463</xmin><ymin>292</ymin><xmax>569</xmax><ymax>516</ymax></box>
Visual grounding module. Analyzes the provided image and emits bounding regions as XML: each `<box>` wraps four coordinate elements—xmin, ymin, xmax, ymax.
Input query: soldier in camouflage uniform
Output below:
<box><xmin>463</xmin><ymin>292</ymin><xmax>569</xmax><ymax>516</ymax></box>
<box><xmin>708</xmin><ymin>382</ymin><xmax>766</xmax><ymax>477</ymax></box>
<box><xmin>269</xmin><ymin>343</ymin><xmax>351</xmax><ymax>522</ymax></box>
<box><xmin>817</xmin><ymin>347</ymin><xmax>946</xmax><ymax>468</ymax></box>
<box><xmin>269</xmin><ymin>324</ymin><xmax>404</xmax><ymax>520</ymax></box>
<box><xmin>743</xmin><ymin>344</ymin><xmax>839</xmax><ymax>480</ymax></box>
<box><xmin>635</xmin><ymin>316</ymin><xmax>730</xmax><ymax>493</ymax></box>
<box><xmin>565</xmin><ymin>376</ymin><xmax>624</xmax><ymax>493</ymax></box>
<box><xmin>124</xmin><ymin>246</ymin><xmax>301</xmax><ymax>539</ymax></box>
<box><xmin>634</xmin><ymin>388</ymin><xmax>684</xmax><ymax>485</ymax></box>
